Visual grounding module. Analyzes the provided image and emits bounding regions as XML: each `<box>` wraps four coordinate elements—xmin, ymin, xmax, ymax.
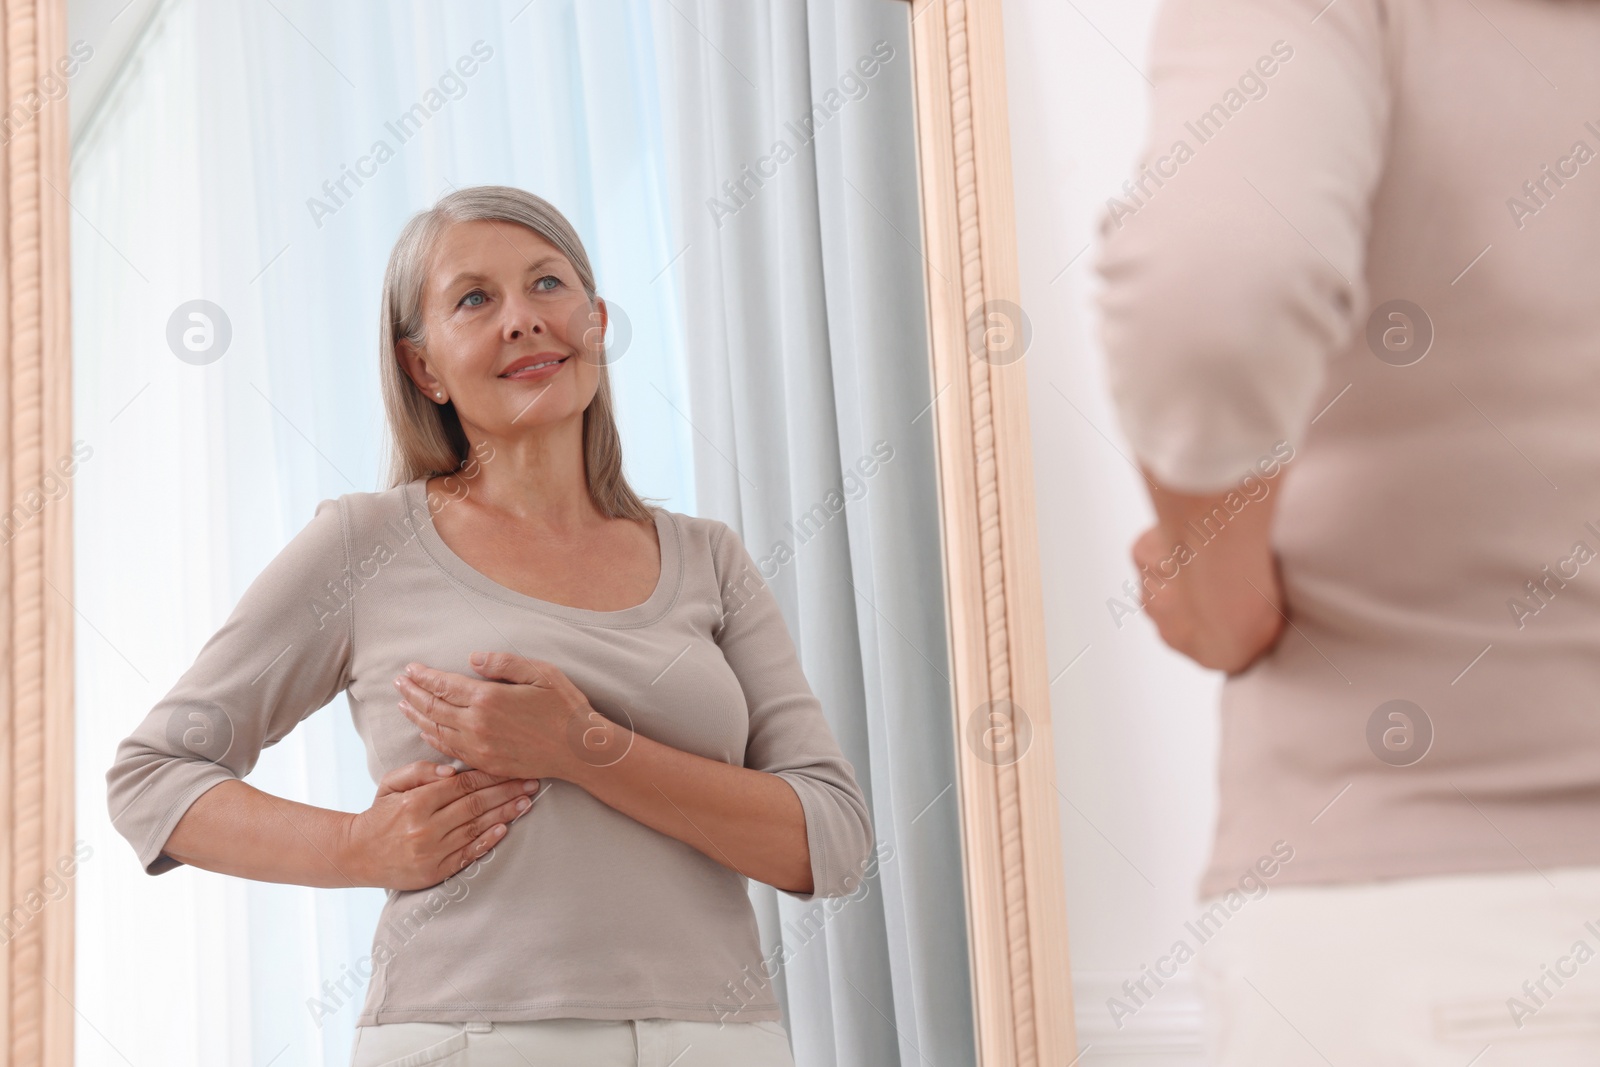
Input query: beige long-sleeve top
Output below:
<box><xmin>105</xmin><ymin>478</ymin><xmax>875</xmax><ymax>1024</ymax></box>
<box><xmin>1096</xmin><ymin>0</ymin><xmax>1600</xmax><ymax>898</ymax></box>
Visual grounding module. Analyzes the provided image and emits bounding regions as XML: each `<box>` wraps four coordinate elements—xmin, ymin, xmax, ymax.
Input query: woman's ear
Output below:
<box><xmin>581</xmin><ymin>297</ymin><xmax>608</xmax><ymax>360</ymax></box>
<box><xmin>395</xmin><ymin>338</ymin><xmax>440</xmax><ymax>398</ymax></box>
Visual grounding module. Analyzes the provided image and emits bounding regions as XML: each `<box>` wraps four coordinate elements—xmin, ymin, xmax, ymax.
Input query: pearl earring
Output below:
<box><xmin>435</xmin><ymin>391</ymin><xmax>444</xmax><ymax>400</ymax></box>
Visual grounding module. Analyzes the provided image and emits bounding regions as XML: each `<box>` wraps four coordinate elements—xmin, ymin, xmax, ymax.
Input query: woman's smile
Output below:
<box><xmin>498</xmin><ymin>354</ymin><xmax>570</xmax><ymax>381</ymax></box>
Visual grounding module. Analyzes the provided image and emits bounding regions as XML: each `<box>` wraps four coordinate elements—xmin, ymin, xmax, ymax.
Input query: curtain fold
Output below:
<box><xmin>650</xmin><ymin>3</ymin><xmax>976</xmax><ymax>1064</ymax></box>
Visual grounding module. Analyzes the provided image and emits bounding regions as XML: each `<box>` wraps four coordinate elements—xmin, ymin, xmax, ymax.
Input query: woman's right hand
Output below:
<box><xmin>347</xmin><ymin>761</ymin><xmax>542</xmax><ymax>890</ymax></box>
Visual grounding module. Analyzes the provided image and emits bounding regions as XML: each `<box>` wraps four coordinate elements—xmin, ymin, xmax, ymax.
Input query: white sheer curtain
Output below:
<box><xmin>72</xmin><ymin>1</ymin><xmax>690</xmax><ymax>1064</ymax></box>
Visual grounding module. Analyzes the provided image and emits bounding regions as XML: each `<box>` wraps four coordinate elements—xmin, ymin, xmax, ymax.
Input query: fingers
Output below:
<box><xmin>442</xmin><ymin>777</ymin><xmax>542</xmax><ymax>829</ymax></box>
<box><xmin>1132</xmin><ymin>529</ymin><xmax>1173</xmax><ymax>599</ymax></box>
<box><xmin>379</xmin><ymin>760</ymin><xmax>457</xmax><ymax>796</ymax></box>
<box><xmin>396</xmin><ymin>673</ymin><xmax>471</xmax><ymax>739</ymax></box>
<box><xmin>402</xmin><ymin>663</ymin><xmax>476</xmax><ymax>710</ymax></box>
<box><xmin>451</xmin><ymin>822</ymin><xmax>507</xmax><ymax>873</ymax></box>
<box><xmin>452</xmin><ymin>791</ymin><xmax>537</xmax><ymax>852</ymax></box>
<box><xmin>1132</xmin><ymin>525</ymin><xmax>1164</xmax><ymax>559</ymax></box>
<box><xmin>436</xmin><ymin>766</ymin><xmax>522</xmax><ymax>800</ymax></box>
<box><xmin>430</xmin><ymin>778</ymin><xmax>541</xmax><ymax>879</ymax></box>
<box><xmin>430</xmin><ymin>767</ymin><xmax>487</xmax><ymax>793</ymax></box>
<box><xmin>468</xmin><ymin>650</ymin><xmax>554</xmax><ymax>687</ymax></box>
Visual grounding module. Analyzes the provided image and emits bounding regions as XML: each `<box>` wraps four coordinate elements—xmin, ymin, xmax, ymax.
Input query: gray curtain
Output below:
<box><xmin>650</xmin><ymin>2</ymin><xmax>976</xmax><ymax>1065</ymax></box>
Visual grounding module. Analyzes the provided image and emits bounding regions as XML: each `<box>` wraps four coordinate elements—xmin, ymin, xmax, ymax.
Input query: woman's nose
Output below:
<box><xmin>500</xmin><ymin>292</ymin><xmax>547</xmax><ymax>339</ymax></box>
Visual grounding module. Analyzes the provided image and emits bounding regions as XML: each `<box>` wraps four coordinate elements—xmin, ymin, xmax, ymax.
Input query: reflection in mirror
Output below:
<box><xmin>1008</xmin><ymin>0</ymin><xmax>1600</xmax><ymax>1063</ymax></box>
<box><xmin>68</xmin><ymin>2</ymin><xmax>973</xmax><ymax>1065</ymax></box>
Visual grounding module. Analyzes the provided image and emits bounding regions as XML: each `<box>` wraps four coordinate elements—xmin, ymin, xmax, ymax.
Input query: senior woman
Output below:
<box><xmin>106</xmin><ymin>185</ymin><xmax>874</xmax><ymax>1066</ymax></box>
<box><xmin>1098</xmin><ymin>0</ymin><xmax>1600</xmax><ymax>1062</ymax></box>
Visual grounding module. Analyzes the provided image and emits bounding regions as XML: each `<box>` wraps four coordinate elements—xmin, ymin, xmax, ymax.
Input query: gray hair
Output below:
<box><xmin>377</xmin><ymin>185</ymin><xmax>655</xmax><ymax>521</ymax></box>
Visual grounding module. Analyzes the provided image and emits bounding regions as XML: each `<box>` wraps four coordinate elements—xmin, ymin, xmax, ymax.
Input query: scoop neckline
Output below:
<box><xmin>403</xmin><ymin>475</ymin><xmax>681</xmax><ymax>628</ymax></box>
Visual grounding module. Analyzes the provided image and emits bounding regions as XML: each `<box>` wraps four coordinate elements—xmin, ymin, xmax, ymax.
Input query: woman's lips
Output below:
<box><xmin>499</xmin><ymin>356</ymin><xmax>568</xmax><ymax>381</ymax></box>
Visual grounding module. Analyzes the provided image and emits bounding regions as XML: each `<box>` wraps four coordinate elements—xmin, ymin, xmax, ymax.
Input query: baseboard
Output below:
<box><xmin>1073</xmin><ymin>972</ymin><xmax>1206</xmax><ymax>1060</ymax></box>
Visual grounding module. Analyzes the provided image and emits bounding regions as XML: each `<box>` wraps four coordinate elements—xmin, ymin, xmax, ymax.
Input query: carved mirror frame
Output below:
<box><xmin>909</xmin><ymin>0</ymin><xmax>1077</xmax><ymax>1062</ymax></box>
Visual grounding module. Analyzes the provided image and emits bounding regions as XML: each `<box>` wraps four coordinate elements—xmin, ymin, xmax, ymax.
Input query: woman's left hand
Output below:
<box><xmin>395</xmin><ymin>651</ymin><xmax>592</xmax><ymax>780</ymax></box>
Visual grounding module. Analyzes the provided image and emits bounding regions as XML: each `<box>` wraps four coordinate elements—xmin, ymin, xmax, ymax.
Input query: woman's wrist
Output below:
<box><xmin>335</xmin><ymin>810</ymin><xmax>375</xmax><ymax>888</ymax></box>
<box><xmin>561</xmin><ymin>704</ymin><xmax>635</xmax><ymax>788</ymax></box>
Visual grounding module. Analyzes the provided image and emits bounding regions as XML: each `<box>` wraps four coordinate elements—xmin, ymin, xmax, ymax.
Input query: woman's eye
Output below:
<box><xmin>535</xmin><ymin>275</ymin><xmax>561</xmax><ymax>291</ymax></box>
<box><xmin>458</xmin><ymin>290</ymin><xmax>487</xmax><ymax>309</ymax></box>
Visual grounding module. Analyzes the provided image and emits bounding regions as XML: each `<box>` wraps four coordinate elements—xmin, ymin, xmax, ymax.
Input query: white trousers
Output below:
<box><xmin>349</xmin><ymin>1016</ymin><xmax>795</xmax><ymax>1067</ymax></box>
<box><xmin>1196</xmin><ymin>864</ymin><xmax>1600</xmax><ymax>1065</ymax></box>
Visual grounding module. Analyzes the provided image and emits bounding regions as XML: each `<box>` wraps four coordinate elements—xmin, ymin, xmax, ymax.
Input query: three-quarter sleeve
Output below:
<box><xmin>1094</xmin><ymin>0</ymin><xmax>1392</xmax><ymax>492</ymax></box>
<box><xmin>711</xmin><ymin>521</ymin><xmax>875</xmax><ymax>901</ymax></box>
<box><xmin>105</xmin><ymin>497</ymin><xmax>355</xmax><ymax>875</ymax></box>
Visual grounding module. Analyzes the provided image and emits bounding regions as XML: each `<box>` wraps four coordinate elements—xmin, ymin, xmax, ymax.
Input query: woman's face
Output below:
<box><xmin>399</xmin><ymin>218</ymin><xmax>605</xmax><ymax>443</ymax></box>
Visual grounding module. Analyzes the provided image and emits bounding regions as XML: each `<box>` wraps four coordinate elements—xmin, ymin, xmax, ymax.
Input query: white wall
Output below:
<box><xmin>1001</xmin><ymin>1</ymin><xmax>1220</xmax><ymax>1061</ymax></box>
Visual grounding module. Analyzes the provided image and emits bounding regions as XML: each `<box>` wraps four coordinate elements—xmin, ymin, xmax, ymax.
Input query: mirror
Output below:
<box><xmin>49</xmin><ymin>1</ymin><xmax>1061</xmax><ymax>1065</ymax></box>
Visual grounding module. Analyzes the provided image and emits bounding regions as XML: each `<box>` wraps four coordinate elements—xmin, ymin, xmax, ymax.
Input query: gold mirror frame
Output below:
<box><xmin>13</xmin><ymin>0</ymin><xmax>1076</xmax><ymax>1061</ymax></box>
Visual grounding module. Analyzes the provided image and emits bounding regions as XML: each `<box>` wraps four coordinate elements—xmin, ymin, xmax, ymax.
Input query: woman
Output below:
<box><xmin>105</xmin><ymin>186</ymin><xmax>875</xmax><ymax>1066</ymax></box>
<box><xmin>1097</xmin><ymin>0</ymin><xmax>1600</xmax><ymax>1061</ymax></box>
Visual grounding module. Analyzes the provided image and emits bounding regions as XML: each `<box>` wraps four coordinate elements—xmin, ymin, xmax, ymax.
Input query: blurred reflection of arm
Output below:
<box><xmin>1096</xmin><ymin>0</ymin><xmax>1391</xmax><ymax>672</ymax></box>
